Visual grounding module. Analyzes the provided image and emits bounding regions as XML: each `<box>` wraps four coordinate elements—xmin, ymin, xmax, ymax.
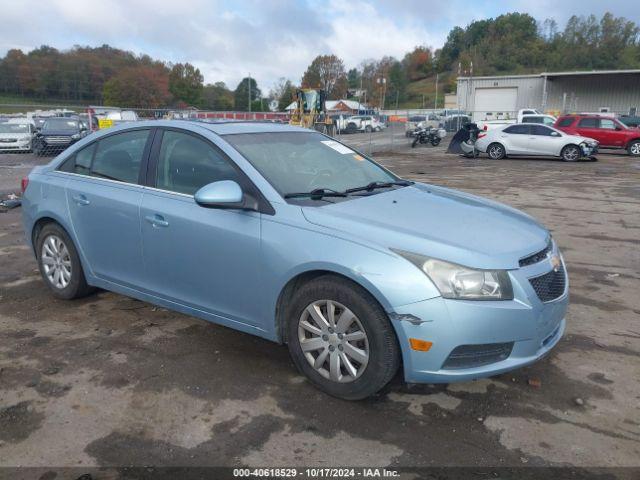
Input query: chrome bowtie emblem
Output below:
<box><xmin>550</xmin><ymin>255</ymin><xmax>561</xmax><ymax>272</ymax></box>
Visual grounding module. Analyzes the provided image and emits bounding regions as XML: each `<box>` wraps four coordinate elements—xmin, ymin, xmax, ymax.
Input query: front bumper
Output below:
<box><xmin>389</xmin><ymin>256</ymin><xmax>568</xmax><ymax>384</ymax></box>
<box><xmin>0</xmin><ymin>141</ymin><xmax>31</xmax><ymax>151</ymax></box>
<box><xmin>580</xmin><ymin>142</ymin><xmax>598</xmax><ymax>157</ymax></box>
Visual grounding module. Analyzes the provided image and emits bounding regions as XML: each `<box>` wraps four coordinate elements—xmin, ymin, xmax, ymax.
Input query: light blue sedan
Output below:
<box><xmin>21</xmin><ymin>121</ymin><xmax>568</xmax><ymax>399</ymax></box>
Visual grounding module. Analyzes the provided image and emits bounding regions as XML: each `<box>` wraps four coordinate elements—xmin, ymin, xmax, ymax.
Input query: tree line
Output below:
<box><xmin>0</xmin><ymin>12</ymin><xmax>638</xmax><ymax>110</ymax></box>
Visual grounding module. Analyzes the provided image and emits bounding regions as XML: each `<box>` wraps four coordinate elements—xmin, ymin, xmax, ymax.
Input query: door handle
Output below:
<box><xmin>72</xmin><ymin>194</ymin><xmax>90</xmax><ymax>206</ymax></box>
<box><xmin>145</xmin><ymin>214</ymin><xmax>169</xmax><ymax>228</ymax></box>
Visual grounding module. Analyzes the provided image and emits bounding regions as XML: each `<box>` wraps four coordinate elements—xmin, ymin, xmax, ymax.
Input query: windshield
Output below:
<box><xmin>224</xmin><ymin>132</ymin><xmax>398</xmax><ymax>196</ymax></box>
<box><xmin>0</xmin><ymin>123</ymin><xmax>29</xmax><ymax>134</ymax></box>
<box><xmin>43</xmin><ymin>118</ymin><xmax>79</xmax><ymax>131</ymax></box>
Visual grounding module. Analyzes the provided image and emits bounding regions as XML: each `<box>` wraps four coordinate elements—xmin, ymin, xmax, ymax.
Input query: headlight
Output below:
<box><xmin>71</xmin><ymin>133</ymin><xmax>81</xmax><ymax>139</ymax></box>
<box><xmin>393</xmin><ymin>250</ymin><xmax>513</xmax><ymax>300</ymax></box>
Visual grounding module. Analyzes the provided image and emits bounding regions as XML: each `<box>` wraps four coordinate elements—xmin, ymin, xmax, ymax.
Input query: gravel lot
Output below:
<box><xmin>0</xmin><ymin>142</ymin><xmax>639</xmax><ymax>477</ymax></box>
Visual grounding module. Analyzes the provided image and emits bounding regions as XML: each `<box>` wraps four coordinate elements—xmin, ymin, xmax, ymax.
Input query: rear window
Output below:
<box><xmin>577</xmin><ymin>118</ymin><xmax>598</xmax><ymax>128</ymax></box>
<box><xmin>557</xmin><ymin>117</ymin><xmax>575</xmax><ymax>127</ymax></box>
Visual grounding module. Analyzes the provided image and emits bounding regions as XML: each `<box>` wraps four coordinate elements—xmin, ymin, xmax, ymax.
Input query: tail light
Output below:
<box><xmin>483</xmin><ymin>125</ymin><xmax>488</xmax><ymax>131</ymax></box>
<box><xmin>478</xmin><ymin>133</ymin><xmax>487</xmax><ymax>139</ymax></box>
<box><xmin>21</xmin><ymin>177</ymin><xmax>29</xmax><ymax>193</ymax></box>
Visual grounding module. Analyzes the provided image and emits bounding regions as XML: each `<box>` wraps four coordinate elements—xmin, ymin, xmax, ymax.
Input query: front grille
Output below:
<box><xmin>519</xmin><ymin>241</ymin><xmax>552</xmax><ymax>267</ymax></box>
<box><xmin>529</xmin><ymin>265</ymin><xmax>566</xmax><ymax>302</ymax></box>
<box><xmin>0</xmin><ymin>139</ymin><xmax>18</xmax><ymax>143</ymax></box>
<box><xmin>44</xmin><ymin>136</ymin><xmax>71</xmax><ymax>144</ymax></box>
<box><xmin>442</xmin><ymin>342</ymin><xmax>514</xmax><ymax>370</ymax></box>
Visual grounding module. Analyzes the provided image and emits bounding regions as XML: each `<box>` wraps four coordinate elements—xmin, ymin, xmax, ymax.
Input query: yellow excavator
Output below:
<box><xmin>288</xmin><ymin>88</ymin><xmax>335</xmax><ymax>136</ymax></box>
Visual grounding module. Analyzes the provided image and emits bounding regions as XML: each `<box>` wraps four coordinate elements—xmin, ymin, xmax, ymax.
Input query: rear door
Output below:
<box><xmin>501</xmin><ymin>124</ymin><xmax>531</xmax><ymax>154</ymax></box>
<box><xmin>64</xmin><ymin>128</ymin><xmax>152</xmax><ymax>287</ymax></box>
<box><xmin>139</xmin><ymin>128</ymin><xmax>264</xmax><ymax>327</ymax></box>
<box><xmin>574</xmin><ymin>117</ymin><xmax>602</xmax><ymax>144</ymax></box>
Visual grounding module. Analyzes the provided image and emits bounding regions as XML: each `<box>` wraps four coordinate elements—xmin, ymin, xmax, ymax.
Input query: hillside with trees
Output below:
<box><xmin>0</xmin><ymin>12</ymin><xmax>638</xmax><ymax>110</ymax></box>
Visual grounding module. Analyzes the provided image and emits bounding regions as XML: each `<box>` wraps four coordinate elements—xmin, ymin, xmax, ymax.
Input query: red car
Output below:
<box><xmin>554</xmin><ymin>114</ymin><xmax>640</xmax><ymax>156</ymax></box>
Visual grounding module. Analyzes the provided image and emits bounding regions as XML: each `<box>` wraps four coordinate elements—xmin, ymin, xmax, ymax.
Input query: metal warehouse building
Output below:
<box><xmin>456</xmin><ymin>69</ymin><xmax>640</xmax><ymax>121</ymax></box>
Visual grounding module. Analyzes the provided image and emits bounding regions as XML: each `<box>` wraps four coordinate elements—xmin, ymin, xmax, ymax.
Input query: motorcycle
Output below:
<box><xmin>411</xmin><ymin>125</ymin><xmax>447</xmax><ymax>148</ymax></box>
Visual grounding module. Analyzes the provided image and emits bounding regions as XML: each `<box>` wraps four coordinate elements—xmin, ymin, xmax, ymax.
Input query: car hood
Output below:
<box><xmin>301</xmin><ymin>183</ymin><xmax>549</xmax><ymax>270</ymax></box>
<box><xmin>566</xmin><ymin>134</ymin><xmax>597</xmax><ymax>144</ymax></box>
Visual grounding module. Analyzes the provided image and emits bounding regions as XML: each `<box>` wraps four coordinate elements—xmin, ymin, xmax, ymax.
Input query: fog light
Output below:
<box><xmin>409</xmin><ymin>338</ymin><xmax>433</xmax><ymax>351</ymax></box>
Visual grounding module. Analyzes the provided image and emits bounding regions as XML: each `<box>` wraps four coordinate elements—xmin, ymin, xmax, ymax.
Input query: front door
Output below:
<box><xmin>140</xmin><ymin>129</ymin><xmax>263</xmax><ymax>328</ymax></box>
<box><xmin>65</xmin><ymin>129</ymin><xmax>151</xmax><ymax>288</ymax></box>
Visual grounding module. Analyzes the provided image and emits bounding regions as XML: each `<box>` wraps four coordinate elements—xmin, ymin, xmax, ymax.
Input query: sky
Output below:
<box><xmin>1</xmin><ymin>0</ymin><xmax>638</xmax><ymax>93</ymax></box>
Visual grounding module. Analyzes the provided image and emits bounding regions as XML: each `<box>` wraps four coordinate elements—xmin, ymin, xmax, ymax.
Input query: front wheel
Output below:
<box><xmin>411</xmin><ymin>137</ymin><xmax>419</xmax><ymax>148</ymax></box>
<box><xmin>627</xmin><ymin>140</ymin><xmax>640</xmax><ymax>156</ymax></box>
<box><xmin>286</xmin><ymin>275</ymin><xmax>400</xmax><ymax>400</ymax></box>
<box><xmin>561</xmin><ymin>144</ymin><xmax>581</xmax><ymax>162</ymax></box>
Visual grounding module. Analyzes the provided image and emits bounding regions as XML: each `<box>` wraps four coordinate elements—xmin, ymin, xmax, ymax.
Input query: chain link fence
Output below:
<box><xmin>2</xmin><ymin>103</ymin><xmax>639</xmax><ymax>157</ymax></box>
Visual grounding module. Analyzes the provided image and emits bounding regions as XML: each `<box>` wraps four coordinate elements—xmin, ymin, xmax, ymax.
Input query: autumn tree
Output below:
<box><xmin>200</xmin><ymin>81</ymin><xmax>234</xmax><ymax>110</ymax></box>
<box><xmin>403</xmin><ymin>47</ymin><xmax>433</xmax><ymax>81</ymax></box>
<box><xmin>169</xmin><ymin>63</ymin><xmax>204</xmax><ymax>106</ymax></box>
<box><xmin>269</xmin><ymin>77</ymin><xmax>296</xmax><ymax>111</ymax></box>
<box><xmin>301</xmin><ymin>54</ymin><xmax>348</xmax><ymax>99</ymax></box>
<box><xmin>103</xmin><ymin>65</ymin><xmax>171</xmax><ymax>108</ymax></box>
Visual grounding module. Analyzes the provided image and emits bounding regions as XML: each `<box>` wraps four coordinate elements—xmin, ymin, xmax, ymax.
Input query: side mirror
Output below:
<box><xmin>195</xmin><ymin>180</ymin><xmax>254</xmax><ymax>210</ymax></box>
<box><xmin>615</xmin><ymin>126</ymin><xmax>622</xmax><ymax>131</ymax></box>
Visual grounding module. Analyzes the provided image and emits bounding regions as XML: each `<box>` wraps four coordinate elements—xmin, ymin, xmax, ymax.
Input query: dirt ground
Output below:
<box><xmin>0</xmin><ymin>143</ymin><xmax>639</xmax><ymax>477</ymax></box>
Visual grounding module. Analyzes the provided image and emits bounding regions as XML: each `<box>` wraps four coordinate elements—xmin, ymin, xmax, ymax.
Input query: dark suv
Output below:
<box><xmin>34</xmin><ymin>118</ymin><xmax>88</xmax><ymax>156</ymax></box>
<box><xmin>554</xmin><ymin>114</ymin><xmax>640</xmax><ymax>156</ymax></box>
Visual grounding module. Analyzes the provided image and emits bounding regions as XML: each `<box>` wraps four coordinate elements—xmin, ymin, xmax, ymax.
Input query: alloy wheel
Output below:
<box><xmin>563</xmin><ymin>146</ymin><xmax>579</xmax><ymax>161</ymax></box>
<box><xmin>488</xmin><ymin>144</ymin><xmax>504</xmax><ymax>159</ymax></box>
<box><xmin>630</xmin><ymin>143</ymin><xmax>640</xmax><ymax>155</ymax></box>
<box><xmin>41</xmin><ymin>235</ymin><xmax>72</xmax><ymax>289</ymax></box>
<box><xmin>298</xmin><ymin>300</ymin><xmax>369</xmax><ymax>383</ymax></box>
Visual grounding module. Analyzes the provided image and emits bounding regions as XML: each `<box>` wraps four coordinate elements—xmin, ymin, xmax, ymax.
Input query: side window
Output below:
<box><xmin>557</xmin><ymin>117</ymin><xmax>574</xmax><ymax>127</ymax></box>
<box><xmin>58</xmin><ymin>143</ymin><xmax>96</xmax><ymax>175</ymax></box>
<box><xmin>578</xmin><ymin>118</ymin><xmax>598</xmax><ymax>128</ymax></box>
<box><xmin>155</xmin><ymin>130</ymin><xmax>240</xmax><ymax>195</ymax></box>
<box><xmin>531</xmin><ymin>125</ymin><xmax>554</xmax><ymax>136</ymax></box>
<box><xmin>91</xmin><ymin>129</ymin><xmax>149</xmax><ymax>184</ymax></box>
<box><xmin>504</xmin><ymin>125</ymin><xmax>530</xmax><ymax>134</ymax></box>
<box><xmin>599</xmin><ymin>119</ymin><xmax>616</xmax><ymax>130</ymax></box>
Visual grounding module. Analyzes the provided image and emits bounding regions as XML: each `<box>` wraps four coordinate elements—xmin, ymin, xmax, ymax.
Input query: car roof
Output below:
<box><xmin>87</xmin><ymin>120</ymin><xmax>311</xmax><ymax>136</ymax></box>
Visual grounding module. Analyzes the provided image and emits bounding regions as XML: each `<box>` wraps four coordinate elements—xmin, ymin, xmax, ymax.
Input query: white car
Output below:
<box><xmin>475</xmin><ymin>123</ymin><xmax>598</xmax><ymax>161</ymax></box>
<box><xmin>345</xmin><ymin>115</ymin><xmax>383</xmax><ymax>133</ymax></box>
<box><xmin>0</xmin><ymin>119</ymin><xmax>36</xmax><ymax>152</ymax></box>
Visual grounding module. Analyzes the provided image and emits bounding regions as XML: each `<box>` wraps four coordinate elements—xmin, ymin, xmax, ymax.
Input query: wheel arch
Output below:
<box><xmin>625</xmin><ymin>137</ymin><xmax>640</xmax><ymax>149</ymax></box>
<box><xmin>30</xmin><ymin>214</ymin><xmax>71</xmax><ymax>255</ymax></box>
<box><xmin>274</xmin><ymin>268</ymin><xmax>391</xmax><ymax>344</ymax></box>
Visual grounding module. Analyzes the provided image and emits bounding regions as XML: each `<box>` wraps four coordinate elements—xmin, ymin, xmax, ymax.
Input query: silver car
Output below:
<box><xmin>0</xmin><ymin>121</ymin><xmax>36</xmax><ymax>152</ymax></box>
<box><xmin>475</xmin><ymin>123</ymin><xmax>598</xmax><ymax>161</ymax></box>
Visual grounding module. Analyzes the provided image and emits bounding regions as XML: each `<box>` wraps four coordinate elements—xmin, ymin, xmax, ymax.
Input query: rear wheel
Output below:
<box><xmin>286</xmin><ymin>275</ymin><xmax>400</xmax><ymax>400</ymax></box>
<box><xmin>36</xmin><ymin>223</ymin><xmax>93</xmax><ymax>300</ymax></box>
<box><xmin>431</xmin><ymin>137</ymin><xmax>441</xmax><ymax>146</ymax></box>
<box><xmin>627</xmin><ymin>140</ymin><xmax>640</xmax><ymax>156</ymax></box>
<box><xmin>561</xmin><ymin>144</ymin><xmax>581</xmax><ymax>162</ymax></box>
<box><xmin>365</xmin><ymin>125</ymin><xmax>373</xmax><ymax>133</ymax></box>
<box><xmin>487</xmin><ymin>142</ymin><xmax>505</xmax><ymax>159</ymax></box>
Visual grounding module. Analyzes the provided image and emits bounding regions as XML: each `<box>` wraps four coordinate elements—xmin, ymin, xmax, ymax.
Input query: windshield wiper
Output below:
<box><xmin>345</xmin><ymin>180</ymin><xmax>413</xmax><ymax>194</ymax></box>
<box><xmin>284</xmin><ymin>188</ymin><xmax>348</xmax><ymax>200</ymax></box>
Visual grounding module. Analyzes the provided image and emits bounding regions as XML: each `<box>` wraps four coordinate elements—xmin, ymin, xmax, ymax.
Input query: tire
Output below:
<box><xmin>431</xmin><ymin>137</ymin><xmax>441</xmax><ymax>147</ymax></box>
<box><xmin>36</xmin><ymin>223</ymin><xmax>93</xmax><ymax>300</ymax></box>
<box><xmin>365</xmin><ymin>125</ymin><xmax>372</xmax><ymax>133</ymax></box>
<box><xmin>346</xmin><ymin>123</ymin><xmax>357</xmax><ymax>134</ymax></box>
<box><xmin>411</xmin><ymin>137</ymin><xmax>419</xmax><ymax>148</ymax></box>
<box><xmin>561</xmin><ymin>144</ymin><xmax>581</xmax><ymax>162</ymax></box>
<box><xmin>286</xmin><ymin>275</ymin><xmax>400</xmax><ymax>400</ymax></box>
<box><xmin>627</xmin><ymin>140</ymin><xmax>640</xmax><ymax>156</ymax></box>
<box><xmin>487</xmin><ymin>142</ymin><xmax>506</xmax><ymax>160</ymax></box>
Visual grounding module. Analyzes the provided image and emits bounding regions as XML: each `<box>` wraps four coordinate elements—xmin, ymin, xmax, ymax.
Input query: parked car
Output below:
<box><xmin>344</xmin><ymin>115</ymin><xmax>384</xmax><ymax>133</ymax></box>
<box><xmin>555</xmin><ymin>114</ymin><xmax>640</xmax><ymax>156</ymax></box>
<box><xmin>33</xmin><ymin>117</ymin><xmax>89</xmax><ymax>156</ymax></box>
<box><xmin>618</xmin><ymin>115</ymin><xmax>640</xmax><ymax>128</ymax></box>
<box><xmin>441</xmin><ymin>114</ymin><xmax>471</xmax><ymax>132</ymax></box>
<box><xmin>0</xmin><ymin>119</ymin><xmax>36</xmax><ymax>152</ymax></box>
<box><xmin>22</xmin><ymin>121</ymin><xmax>568</xmax><ymax>399</ymax></box>
<box><xmin>475</xmin><ymin>123</ymin><xmax>598</xmax><ymax>161</ymax></box>
<box><xmin>480</xmin><ymin>112</ymin><xmax>557</xmax><ymax>131</ymax></box>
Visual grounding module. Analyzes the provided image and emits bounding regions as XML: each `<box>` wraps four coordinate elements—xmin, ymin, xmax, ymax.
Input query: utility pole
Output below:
<box><xmin>434</xmin><ymin>73</ymin><xmax>439</xmax><ymax>109</ymax></box>
<box><xmin>248</xmin><ymin>73</ymin><xmax>252</xmax><ymax>113</ymax></box>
